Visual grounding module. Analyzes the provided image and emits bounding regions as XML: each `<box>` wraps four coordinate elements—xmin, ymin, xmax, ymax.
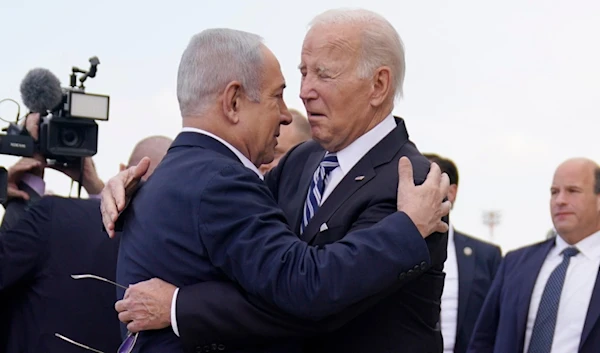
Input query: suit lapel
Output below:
<box><xmin>580</xmin><ymin>265</ymin><xmax>600</xmax><ymax>349</ymax></box>
<box><xmin>293</xmin><ymin>150</ymin><xmax>326</xmax><ymax>237</ymax></box>
<box><xmin>300</xmin><ymin>158</ymin><xmax>376</xmax><ymax>243</ymax></box>
<box><xmin>515</xmin><ymin>240</ymin><xmax>555</xmax><ymax>349</ymax></box>
<box><xmin>455</xmin><ymin>232</ymin><xmax>475</xmax><ymax>332</ymax></box>
<box><xmin>299</xmin><ymin>117</ymin><xmax>410</xmax><ymax>244</ymax></box>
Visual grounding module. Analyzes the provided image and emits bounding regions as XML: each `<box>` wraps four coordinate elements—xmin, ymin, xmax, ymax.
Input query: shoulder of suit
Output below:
<box><xmin>454</xmin><ymin>230</ymin><xmax>501</xmax><ymax>253</ymax></box>
<box><xmin>409</xmin><ymin>152</ymin><xmax>433</xmax><ymax>178</ymax></box>
<box><xmin>454</xmin><ymin>230</ymin><xmax>499</xmax><ymax>248</ymax></box>
<box><xmin>33</xmin><ymin>195</ymin><xmax>102</xmax><ymax>216</ymax></box>
<box><xmin>168</xmin><ymin>150</ymin><xmax>257</xmax><ymax>182</ymax></box>
<box><xmin>504</xmin><ymin>238</ymin><xmax>554</xmax><ymax>259</ymax></box>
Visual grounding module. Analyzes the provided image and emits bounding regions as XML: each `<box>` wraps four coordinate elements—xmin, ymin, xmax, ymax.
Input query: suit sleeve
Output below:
<box><xmin>177</xmin><ymin>281</ymin><xmax>361</xmax><ymax>350</ymax></box>
<box><xmin>177</xmin><ymin>168</ymin><xmax>437</xmax><ymax>348</ymax></box>
<box><xmin>467</xmin><ymin>256</ymin><xmax>507</xmax><ymax>352</ymax></box>
<box><xmin>0</xmin><ymin>197</ymin><xmax>52</xmax><ymax>292</ymax></box>
<box><xmin>197</xmin><ymin>164</ymin><xmax>430</xmax><ymax>321</ymax></box>
<box><xmin>0</xmin><ymin>181</ymin><xmax>43</xmax><ymax>233</ymax></box>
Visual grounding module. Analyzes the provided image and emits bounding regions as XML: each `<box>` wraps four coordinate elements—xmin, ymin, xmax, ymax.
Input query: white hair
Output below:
<box><xmin>309</xmin><ymin>8</ymin><xmax>406</xmax><ymax>99</ymax></box>
<box><xmin>177</xmin><ymin>28</ymin><xmax>265</xmax><ymax>117</ymax></box>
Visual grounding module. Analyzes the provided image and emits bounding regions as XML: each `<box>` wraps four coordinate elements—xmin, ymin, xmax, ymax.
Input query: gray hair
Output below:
<box><xmin>309</xmin><ymin>8</ymin><xmax>406</xmax><ymax>99</ymax></box>
<box><xmin>177</xmin><ymin>28</ymin><xmax>265</xmax><ymax>116</ymax></box>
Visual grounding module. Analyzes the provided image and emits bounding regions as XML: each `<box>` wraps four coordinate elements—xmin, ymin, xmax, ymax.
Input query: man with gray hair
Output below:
<box><xmin>103</xmin><ymin>9</ymin><xmax>449</xmax><ymax>353</ymax></box>
<box><xmin>109</xmin><ymin>25</ymin><xmax>449</xmax><ymax>353</ymax></box>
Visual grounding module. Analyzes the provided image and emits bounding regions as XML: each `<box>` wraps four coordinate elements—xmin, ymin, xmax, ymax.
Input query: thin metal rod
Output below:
<box><xmin>55</xmin><ymin>333</ymin><xmax>105</xmax><ymax>353</ymax></box>
<box><xmin>71</xmin><ymin>274</ymin><xmax>128</xmax><ymax>290</ymax></box>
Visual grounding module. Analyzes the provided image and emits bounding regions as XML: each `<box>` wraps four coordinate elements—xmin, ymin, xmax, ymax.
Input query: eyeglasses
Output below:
<box><xmin>54</xmin><ymin>274</ymin><xmax>138</xmax><ymax>353</ymax></box>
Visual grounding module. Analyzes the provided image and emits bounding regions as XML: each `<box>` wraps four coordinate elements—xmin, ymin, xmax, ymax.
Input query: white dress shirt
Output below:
<box><xmin>320</xmin><ymin>113</ymin><xmax>396</xmax><ymax>204</ymax></box>
<box><xmin>523</xmin><ymin>230</ymin><xmax>600</xmax><ymax>353</ymax></box>
<box><xmin>440</xmin><ymin>224</ymin><xmax>459</xmax><ymax>352</ymax></box>
<box><xmin>171</xmin><ymin>127</ymin><xmax>263</xmax><ymax>336</ymax></box>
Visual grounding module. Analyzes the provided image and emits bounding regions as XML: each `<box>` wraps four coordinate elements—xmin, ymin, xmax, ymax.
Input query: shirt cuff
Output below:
<box><xmin>88</xmin><ymin>194</ymin><xmax>101</xmax><ymax>200</ymax></box>
<box><xmin>171</xmin><ymin>287</ymin><xmax>180</xmax><ymax>337</ymax></box>
<box><xmin>21</xmin><ymin>173</ymin><xmax>45</xmax><ymax>196</ymax></box>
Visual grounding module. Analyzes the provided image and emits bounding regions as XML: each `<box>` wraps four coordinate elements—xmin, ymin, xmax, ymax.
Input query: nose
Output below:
<box><xmin>299</xmin><ymin>74</ymin><xmax>318</xmax><ymax>102</ymax></box>
<box><xmin>551</xmin><ymin>190</ymin><xmax>568</xmax><ymax>208</ymax></box>
<box><xmin>280</xmin><ymin>101</ymin><xmax>292</xmax><ymax>126</ymax></box>
<box><xmin>555</xmin><ymin>191</ymin><xmax>567</xmax><ymax>204</ymax></box>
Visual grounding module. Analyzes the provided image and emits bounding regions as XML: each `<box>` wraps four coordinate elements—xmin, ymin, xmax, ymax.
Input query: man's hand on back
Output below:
<box><xmin>100</xmin><ymin>157</ymin><xmax>151</xmax><ymax>238</ymax></box>
<box><xmin>396</xmin><ymin>156</ymin><xmax>451</xmax><ymax>238</ymax></box>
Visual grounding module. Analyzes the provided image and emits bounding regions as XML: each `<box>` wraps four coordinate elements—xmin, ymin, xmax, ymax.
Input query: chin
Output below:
<box><xmin>553</xmin><ymin>224</ymin><xmax>571</xmax><ymax>235</ymax></box>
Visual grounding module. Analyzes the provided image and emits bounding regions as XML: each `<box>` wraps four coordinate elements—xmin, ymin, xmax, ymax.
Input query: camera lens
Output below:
<box><xmin>60</xmin><ymin>128</ymin><xmax>81</xmax><ymax>147</ymax></box>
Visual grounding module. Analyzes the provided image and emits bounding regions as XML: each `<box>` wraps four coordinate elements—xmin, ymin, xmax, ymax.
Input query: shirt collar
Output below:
<box><xmin>181</xmin><ymin>127</ymin><xmax>263</xmax><ymax>180</ymax></box>
<box><xmin>555</xmin><ymin>229</ymin><xmax>600</xmax><ymax>261</ymax></box>
<box><xmin>333</xmin><ymin>113</ymin><xmax>396</xmax><ymax>174</ymax></box>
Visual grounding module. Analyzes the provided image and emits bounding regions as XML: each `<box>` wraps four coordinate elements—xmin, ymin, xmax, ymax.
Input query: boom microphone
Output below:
<box><xmin>19</xmin><ymin>68</ymin><xmax>63</xmax><ymax>113</ymax></box>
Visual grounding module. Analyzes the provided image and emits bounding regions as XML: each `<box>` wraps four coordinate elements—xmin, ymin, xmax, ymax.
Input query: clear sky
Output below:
<box><xmin>1</xmin><ymin>0</ymin><xmax>599</xmax><ymax>253</ymax></box>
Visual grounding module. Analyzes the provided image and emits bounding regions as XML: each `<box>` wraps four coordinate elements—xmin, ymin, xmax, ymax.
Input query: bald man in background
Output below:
<box><xmin>119</xmin><ymin>136</ymin><xmax>174</xmax><ymax>179</ymax></box>
<box><xmin>469</xmin><ymin>158</ymin><xmax>600</xmax><ymax>353</ymax></box>
<box><xmin>259</xmin><ymin>109</ymin><xmax>312</xmax><ymax>175</ymax></box>
<box><xmin>0</xmin><ymin>135</ymin><xmax>172</xmax><ymax>353</ymax></box>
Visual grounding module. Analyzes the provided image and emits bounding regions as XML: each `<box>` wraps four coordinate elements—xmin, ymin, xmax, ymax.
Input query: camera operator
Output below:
<box><xmin>0</xmin><ymin>113</ymin><xmax>172</xmax><ymax>353</ymax></box>
<box><xmin>1</xmin><ymin>113</ymin><xmax>106</xmax><ymax>232</ymax></box>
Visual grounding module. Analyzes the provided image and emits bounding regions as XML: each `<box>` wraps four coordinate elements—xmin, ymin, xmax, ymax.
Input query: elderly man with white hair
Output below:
<box><xmin>102</xmin><ymin>8</ymin><xmax>449</xmax><ymax>353</ymax></box>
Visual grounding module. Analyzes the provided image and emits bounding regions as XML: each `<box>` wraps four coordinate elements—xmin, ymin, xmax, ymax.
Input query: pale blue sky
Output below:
<box><xmin>1</xmin><ymin>0</ymin><xmax>599</xmax><ymax>252</ymax></box>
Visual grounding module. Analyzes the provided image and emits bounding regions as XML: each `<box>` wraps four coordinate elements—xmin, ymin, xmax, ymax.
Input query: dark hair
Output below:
<box><xmin>595</xmin><ymin>167</ymin><xmax>600</xmax><ymax>194</ymax></box>
<box><xmin>422</xmin><ymin>153</ymin><xmax>459</xmax><ymax>186</ymax></box>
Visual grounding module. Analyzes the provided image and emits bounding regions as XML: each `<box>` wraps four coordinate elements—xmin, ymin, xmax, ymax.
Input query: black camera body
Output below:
<box><xmin>39</xmin><ymin>88</ymin><xmax>109</xmax><ymax>166</ymax></box>
<box><xmin>0</xmin><ymin>122</ymin><xmax>35</xmax><ymax>157</ymax></box>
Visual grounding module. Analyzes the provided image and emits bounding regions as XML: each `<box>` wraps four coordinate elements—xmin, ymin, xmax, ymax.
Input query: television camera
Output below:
<box><xmin>0</xmin><ymin>57</ymin><xmax>110</xmax><ymax>201</ymax></box>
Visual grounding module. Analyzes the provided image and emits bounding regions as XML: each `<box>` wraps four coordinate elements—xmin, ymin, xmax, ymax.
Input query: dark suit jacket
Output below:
<box><xmin>0</xmin><ymin>181</ymin><xmax>43</xmax><ymax>233</ymax></box>
<box><xmin>468</xmin><ymin>238</ymin><xmax>600</xmax><ymax>353</ymax></box>
<box><xmin>116</xmin><ymin>131</ymin><xmax>431</xmax><ymax>353</ymax></box>
<box><xmin>176</xmin><ymin>118</ymin><xmax>448</xmax><ymax>353</ymax></box>
<box><xmin>452</xmin><ymin>230</ymin><xmax>502</xmax><ymax>353</ymax></box>
<box><xmin>0</xmin><ymin>196</ymin><xmax>122</xmax><ymax>353</ymax></box>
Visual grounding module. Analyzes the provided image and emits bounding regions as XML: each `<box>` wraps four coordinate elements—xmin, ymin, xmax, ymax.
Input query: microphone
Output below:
<box><xmin>19</xmin><ymin>68</ymin><xmax>63</xmax><ymax>113</ymax></box>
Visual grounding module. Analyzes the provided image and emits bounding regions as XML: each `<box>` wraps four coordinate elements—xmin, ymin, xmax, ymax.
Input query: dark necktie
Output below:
<box><xmin>527</xmin><ymin>246</ymin><xmax>580</xmax><ymax>353</ymax></box>
<box><xmin>300</xmin><ymin>153</ymin><xmax>339</xmax><ymax>234</ymax></box>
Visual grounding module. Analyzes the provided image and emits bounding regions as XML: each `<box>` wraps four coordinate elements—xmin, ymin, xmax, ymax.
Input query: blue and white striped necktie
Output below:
<box><xmin>300</xmin><ymin>152</ymin><xmax>339</xmax><ymax>234</ymax></box>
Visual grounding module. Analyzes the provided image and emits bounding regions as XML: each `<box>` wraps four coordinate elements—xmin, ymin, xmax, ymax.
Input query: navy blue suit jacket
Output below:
<box><xmin>468</xmin><ymin>238</ymin><xmax>600</xmax><ymax>353</ymax></box>
<box><xmin>0</xmin><ymin>196</ymin><xmax>122</xmax><ymax>353</ymax></box>
<box><xmin>116</xmin><ymin>131</ymin><xmax>431</xmax><ymax>353</ymax></box>
<box><xmin>452</xmin><ymin>231</ymin><xmax>502</xmax><ymax>353</ymax></box>
<box><xmin>175</xmin><ymin>118</ymin><xmax>448</xmax><ymax>353</ymax></box>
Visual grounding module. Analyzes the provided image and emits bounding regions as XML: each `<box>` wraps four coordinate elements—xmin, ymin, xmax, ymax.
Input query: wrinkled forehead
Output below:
<box><xmin>301</xmin><ymin>24</ymin><xmax>361</xmax><ymax>61</ymax></box>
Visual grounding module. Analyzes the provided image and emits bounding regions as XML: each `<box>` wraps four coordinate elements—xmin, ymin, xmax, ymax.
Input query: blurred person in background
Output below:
<box><xmin>424</xmin><ymin>153</ymin><xmax>502</xmax><ymax>353</ymax></box>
